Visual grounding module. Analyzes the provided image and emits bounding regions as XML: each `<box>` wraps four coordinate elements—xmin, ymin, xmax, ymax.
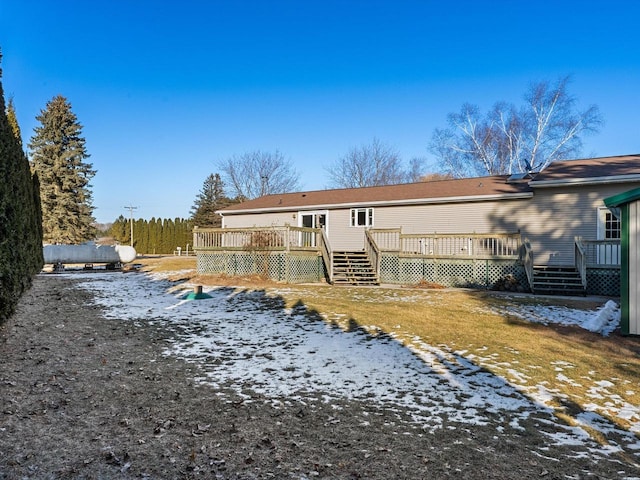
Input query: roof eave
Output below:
<box><xmin>529</xmin><ymin>174</ymin><xmax>640</xmax><ymax>188</ymax></box>
<box><xmin>217</xmin><ymin>192</ymin><xmax>533</xmax><ymax>216</ymax></box>
<box><xmin>605</xmin><ymin>187</ymin><xmax>640</xmax><ymax>208</ymax></box>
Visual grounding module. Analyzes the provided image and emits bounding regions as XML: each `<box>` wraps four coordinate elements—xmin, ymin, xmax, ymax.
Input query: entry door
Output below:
<box><xmin>597</xmin><ymin>207</ymin><xmax>621</xmax><ymax>264</ymax></box>
<box><xmin>300</xmin><ymin>211</ymin><xmax>327</xmax><ymax>247</ymax></box>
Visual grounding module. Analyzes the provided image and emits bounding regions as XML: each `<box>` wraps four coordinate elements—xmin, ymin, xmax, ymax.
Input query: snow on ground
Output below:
<box><xmin>69</xmin><ymin>272</ymin><xmax>640</xmax><ymax>461</ymax></box>
<box><xmin>501</xmin><ymin>299</ymin><xmax>621</xmax><ymax>336</ymax></box>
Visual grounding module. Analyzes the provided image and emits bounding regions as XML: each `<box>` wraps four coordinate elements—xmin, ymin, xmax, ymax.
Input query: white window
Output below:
<box><xmin>596</xmin><ymin>207</ymin><xmax>621</xmax><ymax>265</ymax></box>
<box><xmin>604</xmin><ymin>211</ymin><xmax>621</xmax><ymax>239</ymax></box>
<box><xmin>350</xmin><ymin>208</ymin><xmax>374</xmax><ymax>227</ymax></box>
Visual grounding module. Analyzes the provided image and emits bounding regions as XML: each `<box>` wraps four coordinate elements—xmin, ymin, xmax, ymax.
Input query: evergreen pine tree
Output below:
<box><xmin>29</xmin><ymin>95</ymin><xmax>96</xmax><ymax>244</ymax></box>
<box><xmin>133</xmin><ymin>218</ymin><xmax>145</xmax><ymax>252</ymax></box>
<box><xmin>190</xmin><ymin>173</ymin><xmax>229</xmax><ymax>227</ymax></box>
<box><xmin>185</xmin><ymin>218</ymin><xmax>194</xmax><ymax>252</ymax></box>
<box><xmin>175</xmin><ymin>218</ymin><xmax>193</xmax><ymax>252</ymax></box>
<box><xmin>148</xmin><ymin>217</ymin><xmax>159</xmax><ymax>254</ymax></box>
<box><xmin>139</xmin><ymin>218</ymin><xmax>149</xmax><ymax>254</ymax></box>
<box><xmin>159</xmin><ymin>219</ymin><xmax>168</xmax><ymax>253</ymax></box>
<box><xmin>163</xmin><ymin>218</ymin><xmax>174</xmax><ymax>253</ymax></box>
<box><xmin>108</xmin><ymin>215</ymin><xmax>128</xmax><ymax>244</ymax></box>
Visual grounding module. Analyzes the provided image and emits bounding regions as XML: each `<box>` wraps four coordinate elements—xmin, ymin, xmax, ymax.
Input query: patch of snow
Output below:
<box><xmin>582</xmin><ymin>300</ymin><xmax>620</xmax><ymax>334</ymax></box>
<box><xmin>66</xmin><ymin>272</ymin><xmax>640</xmax><ymax>463</ymax></box>
<box><xmin>501</xmin><ymin>300</ymin><xmax>621</xmax><ymax>336</ymax></box>
<box><xmin>556</xmin><ymin>374</ymin><xmax>582</xmax><ymax>387</ymax></box>
<box><xmin>596</xmin><ymin>380</ymin><xmax>615</xmax><ymax>389</ymax></box>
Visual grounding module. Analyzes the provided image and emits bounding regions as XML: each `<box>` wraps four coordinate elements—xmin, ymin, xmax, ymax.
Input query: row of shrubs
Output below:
<box><xmin>0</xmin><ymin>57</ymin><xmax>44</xmax><ymax>322</ymax></box>
<box><xmin>108</xmin><ymin>216</ymin><xmax>194</xmax><ymax>255</ymax></box>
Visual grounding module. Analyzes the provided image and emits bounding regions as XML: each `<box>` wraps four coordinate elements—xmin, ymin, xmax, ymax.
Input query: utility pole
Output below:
<box><xmin>124</xmin><ymin>205</ymin><xmax>138</xmax><ymax>247</ymax></box>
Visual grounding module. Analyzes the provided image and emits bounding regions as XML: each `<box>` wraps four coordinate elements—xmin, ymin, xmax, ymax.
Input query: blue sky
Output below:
<box><xmin>1</xmin><ymin>0</ymin><xmax>639</xmax><ymax>223</ymax></box>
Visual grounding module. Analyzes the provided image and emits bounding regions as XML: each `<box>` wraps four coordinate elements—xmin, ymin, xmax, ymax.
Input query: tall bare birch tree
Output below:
<box><xmin>429</xmin><ymin>77</ymin><xmax>603</xmax><ymax>178</ymax></box>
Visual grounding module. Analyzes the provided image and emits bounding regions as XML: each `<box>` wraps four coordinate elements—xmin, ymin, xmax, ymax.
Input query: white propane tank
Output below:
<box><xmin>43</xmin><ymin>243</ymin><xmax>137</xmax><ymax>265</ymax></box>
<box><xmin>114</xmin><ymin>245</ymin><xmax>137</xmax><ymax>263</ymax></box>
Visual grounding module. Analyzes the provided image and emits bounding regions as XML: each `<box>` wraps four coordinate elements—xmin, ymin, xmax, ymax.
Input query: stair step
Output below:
<box><xmin>531</xmin><ymin>265</ymin><xmax>586</xmax><ymax>296</ymax></box>
<box><xmin>330</xmin><ymin>250</ymin><xmax>379</xmax><ymax>286</ymax></box>
<box><xmin>333</xmin><ymin>270</ymin><xmax>377</xmax><ymax>275</ymax></box>
<box><xmin>334</xmin><ymin>271</ymin><xmax>376</xmax><ymax>274</ymax></box>
<box><xmin>534</xmin><ymin>276</ymin><xmax>580</xmax><ymax>280</ymax></box>
<box><xmin>533</xmin><ymin>281</ymin><xmax>583</xmax><ymax>288</ymax></box>
<box><xmin>533</xmin><ymin>276</ymin><xmax>582</xmax><ymax>282</ymax></box>
<box><xmin>533</xmin><ymin>270</ymin><xmax>581</xmax><ymax>274</ymax></box>
<box><xmin>534</xmin><ymin>274</ymin><xmax>581</xmax><ymax>279</ymax></box>
<box><xmin>533</xmin><ymin>283</ymin><xmax>586</xmax><ymax>295</ymax></box>
<box><xmin>333</xmin><ymin>279</ymin><xmax>379</xmax><ymax>285</ymax></box>
<box><xmin>533</xmin><ymin>265</ymin><xmax>578</xmax><ymax>270</ymax></box>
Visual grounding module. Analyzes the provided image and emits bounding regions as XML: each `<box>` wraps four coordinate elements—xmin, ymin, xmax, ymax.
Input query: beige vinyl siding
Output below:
<box><xmin>315</xmin><ymin>200</ymin><xmax>533</xmax><ymax>251</ymax></box>
<box><xmin>221</xmin><ymin>212</ymin><xmax>295</xmax><ymax>228</ymax></box>
<box><xmin>323</xmin><ymin>209</ymin><xmax>367</xmax><ymax>250</ymax></box>
<box><xmin>220</xmin><ymin>182</ymin><xmax>637</xmax><ymax>265</ymax></box>
<box><xmin>521</xmin><ymin>183</ymin><xmax>639</xmax><ymax>265</ymax></box>
<box><xmin>372</xmin><ymin>199</ymin><xmax>527</xmax><ymax>234</ymax></box>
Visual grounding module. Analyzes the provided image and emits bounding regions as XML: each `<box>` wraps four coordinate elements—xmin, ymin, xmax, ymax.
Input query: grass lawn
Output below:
<box><xmin>135</xmin><ymin>255</ymin><xmax>640</xmax><ymax>441</ymax></box>
<box><xmin>281</xmin><ymin>286</ymin><xmax>640</xmax><ymax>438</ymax></box>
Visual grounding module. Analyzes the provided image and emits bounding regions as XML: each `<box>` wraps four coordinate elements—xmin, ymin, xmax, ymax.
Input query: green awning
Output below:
<box><xmin>604</xmin><ymin>187</ymin><xmax>640</xmax><ymax>208</ymax></box>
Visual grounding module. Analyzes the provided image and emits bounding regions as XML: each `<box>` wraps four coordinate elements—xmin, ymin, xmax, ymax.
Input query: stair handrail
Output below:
<box><xmin>521</xmin><ymin>237</ymin><xmax>534</xmax><ymax>291</ymax></box>
<box><xmin>319</xmin><ymin>227</ymin><xmax>333</xmax><ymax>284</ymax></box>
<box><xmin>574</xmin><ymin>237</ymin><xmax>588</xmax><ymax>290</ymax></box>
<box><xmin>364</xmin><ymin>229</ymin><xmax>381</xmax><ymax>282</ymax></box>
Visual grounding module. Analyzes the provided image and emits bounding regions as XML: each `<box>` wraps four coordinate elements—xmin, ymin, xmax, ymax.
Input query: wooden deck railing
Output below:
<box><xmin>575</xmin><ymin>238</ymin><xmax>621</xmax><ymax>267</ymax></box>
<box><xmin>575</xmin><ymin>239</ymin><xmax>588</xmax><ymax>290</ymax></box>
<box><xmin>193</xmin><ymin>226</ymin><xmax>321</xmax><ymax>252</ymax></box>
<box><xmin>368</xmin><ymin>229</ymin><xmax>522</xmax><ymax>259</ymax></box>
<box><xmin>575</xmin><ymin>238</ymin><xmax>620</xmax><ymax>291</ymax></box>
<box><xmin>368</xmin><ymin>228</ymin><xmax>402</xmax><ymax>251</ymax></box>
<box><xmin>364</xmin><ymin>229</ymin><xmax>381</xmax><ymax>281</ymax></box>
<box><xmin>319</xmin><ymin>228</ymin><xmax>333</xmax><ymax>283</ymax></box>
<box><xmin>521</xmin><ymin>238</ymin><xmax>534</xmax><ymax>289</ymax></box>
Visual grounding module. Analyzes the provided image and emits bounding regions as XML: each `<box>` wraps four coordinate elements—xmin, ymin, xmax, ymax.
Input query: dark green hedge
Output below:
<box><xmin>109</xmin><ymin>216</ymin><xmax>194</xmax><ymax>255</ymax></box>
<box><xmin>0</xmin><ymin>54</ymin><xmax>44</xmax><ymax>323</ymax></box>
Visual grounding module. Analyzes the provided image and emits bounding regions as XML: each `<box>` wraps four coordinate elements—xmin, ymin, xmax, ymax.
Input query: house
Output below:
<box><xmin>195</xmin><ymin>154</ymin><xmax>640</xmax><ymax>294</ymax></box>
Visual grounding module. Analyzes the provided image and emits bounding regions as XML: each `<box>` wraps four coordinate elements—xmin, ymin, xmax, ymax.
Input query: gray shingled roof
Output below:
<box><xmin>529</xmin><ymin>154</ymin><xmax>640</xmax><ymax>185</ymax></box>
<box><xmin>220</xmin><ymin>174</ymin><xmax>532</xmax><ymax>214</ymax></box>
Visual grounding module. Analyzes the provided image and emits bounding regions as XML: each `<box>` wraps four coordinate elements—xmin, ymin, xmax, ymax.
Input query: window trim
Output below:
<box><xmin>597</xmin><ymin>206</ymin><xmax>621</xmax><ymax>240</ymax></box>
<box><xmin>605</xmin><ymin>211</ymin><xmax>621</xmax><ymax>239</ymax></box>
<box><xmin>350</xmin><ymin>207</ymin><xmax>374</xmax><ymax>227</ymax></box>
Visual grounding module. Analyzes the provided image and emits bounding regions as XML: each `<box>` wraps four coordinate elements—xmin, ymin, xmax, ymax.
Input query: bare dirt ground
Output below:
<box><xmin>1</xmin><ymin>273</ymin><xmax>639</xmax><ymax>479</ymax></box>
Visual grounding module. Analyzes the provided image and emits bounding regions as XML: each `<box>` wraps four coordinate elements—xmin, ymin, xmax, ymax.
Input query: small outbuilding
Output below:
<box><xmin>604</xmin><ymin>187</ymin><xmax>640</xmax><ymax>336</ymax></box>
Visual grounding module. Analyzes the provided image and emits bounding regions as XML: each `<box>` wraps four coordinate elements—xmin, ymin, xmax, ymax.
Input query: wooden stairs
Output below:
<box><xmin>331</xmin><ymin>251</ymin><xmax>379</xmax><ymax>285</ymax></box>
<box><xmin>531</xmin><ymin>265</ymin><xmax>586</xmax><ymax>296</ymax></box>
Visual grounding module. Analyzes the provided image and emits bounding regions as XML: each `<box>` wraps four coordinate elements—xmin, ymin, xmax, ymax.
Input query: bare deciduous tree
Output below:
<box><xmin>218</xmin><ymin>150</ymin><xmax>301</xmax><ymax>200</ymax></box>
<box><xmin>326</xmin><ymin>138</ymin><xmax>421</xmax><ymax>188</ymax></box>
<box><xmin>429</xmin><ymin>76</ymin><xmax>603</xmax><ymax>178</ymax></box>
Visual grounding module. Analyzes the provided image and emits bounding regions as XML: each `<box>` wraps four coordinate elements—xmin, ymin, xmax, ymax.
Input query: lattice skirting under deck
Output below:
<box><xmin>380</xmin><ymin>254</ymin><xmax>528</xmax><ymax>290</ymax></box>
<box><xmin>197</xmin><ymin>251</ymin><xmax>619</xmax><ymax>296</ymax></box>
<box><xmin>586</xmin><ymin>268</ymin><xmax>620</xmax><ymax>296</ymax></box>
<box><xmin>196</xmin><ymin>251</ymin><xmax>326</xmax><ymax>283</ymax></box>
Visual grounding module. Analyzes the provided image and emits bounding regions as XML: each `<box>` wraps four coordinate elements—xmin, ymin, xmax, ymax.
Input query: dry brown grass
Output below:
<box><xmin>131</xmin><ymin>254</ymin><xmax>197</xmax><ymax>272</ymax></box>
<box><xmin>139</xmin><ymin>256</ymin><xmax>640</xmax><ymax>436</ymax></box>
<box><xmin>275</xmin><ymin>285</ymin><xmax>640</xmax><ymax>434</ymax></box>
